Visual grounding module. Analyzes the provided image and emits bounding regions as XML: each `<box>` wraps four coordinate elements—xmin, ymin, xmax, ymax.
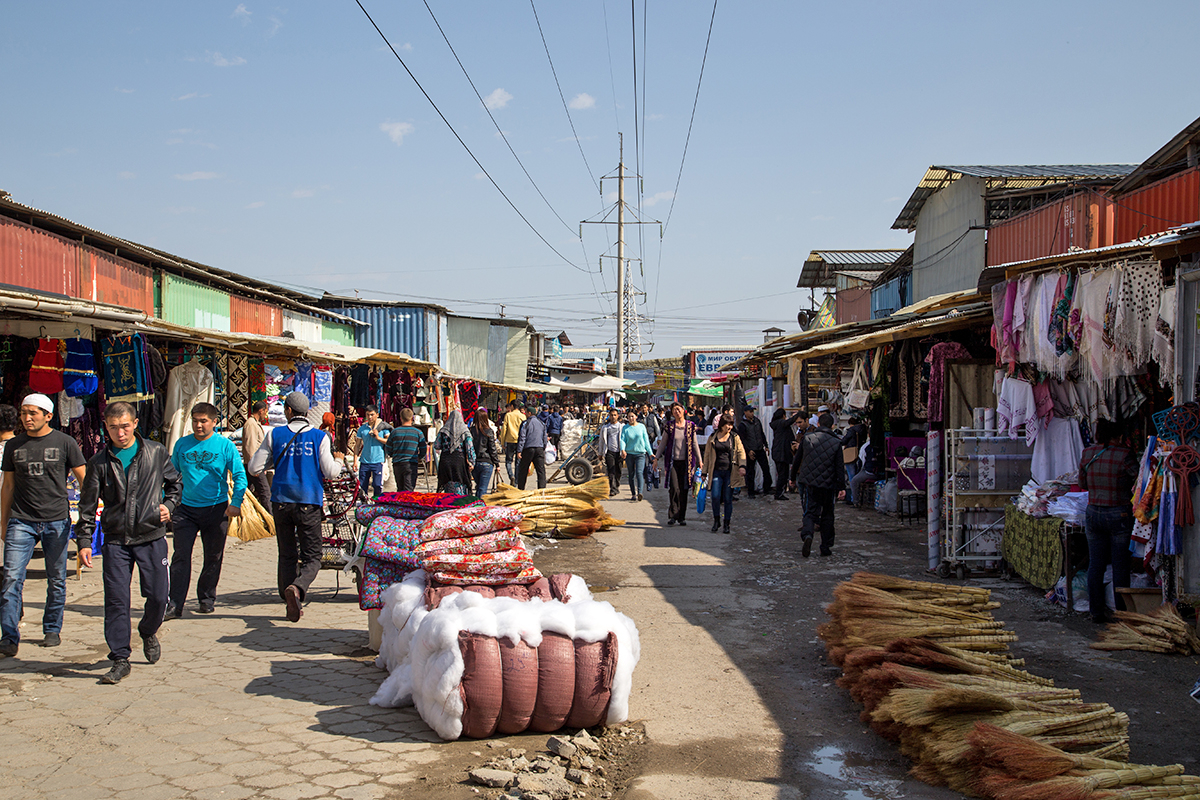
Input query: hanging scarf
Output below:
<box><xmin>1050</xmin><ymin>271</ymin><xmax>1076</xmax><ymax>355</ymax></box>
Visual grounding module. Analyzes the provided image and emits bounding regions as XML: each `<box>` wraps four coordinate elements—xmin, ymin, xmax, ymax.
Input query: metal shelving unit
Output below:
<box><xmin>940</xmin><ymin>428</ymin><xmax>1033</xmax><ymax>579</ymax></box>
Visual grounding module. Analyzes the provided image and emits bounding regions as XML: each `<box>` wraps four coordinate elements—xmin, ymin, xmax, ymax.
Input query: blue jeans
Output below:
<box><xmin>1</xmin><ymin>518</ymin><xmax>72</xmax><ymax>644</ymax></box>
<box><xmin>626</xmin><ymin>453</ymin><xmax>647</xmax><ymax>497</ymax></box>
<box><xmin>710</xmin><ymin>470</ymin><xmax>734</xmax><ymax>522</ymax></box>
<box><xmin>504</xmin><ymin>443</ymin><xmax>519</xmax><ymax>484</ymax></box>
<box><xmin>473</xmin><ymin>462</ymin><xmax>496</xmax><ymax>498</ymax></box>
<box><xmin>358</xmin><ymin>462</ymin><xmax>383</xmax><ymax>500</ymax></box>
<box><xmin>1085</xmin><ymin>505</ymin><xmax>1133</xmax><ymax>620</ymax></box>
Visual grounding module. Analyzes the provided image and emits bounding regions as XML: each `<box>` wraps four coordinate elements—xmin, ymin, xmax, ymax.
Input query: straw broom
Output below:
<box><xmin>227</xmin><ymin>489</ymin><xmax>275</xmax><ymax>542</ymax></box>
<box><xmin>1091</xmin><ymin>606</ymin><xmax>1200</xmax><ymax>655</ymax></box>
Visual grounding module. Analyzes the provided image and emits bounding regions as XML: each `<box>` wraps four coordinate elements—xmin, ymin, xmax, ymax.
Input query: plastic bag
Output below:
<box><xmin>544</xmin><ymin>442</ymin><xmax>557</xmax><ymax>465</ymax></box>
<box><xmin>696</xmin><ymin>487</ymin><xmax>707</xmax><ymax>514</ymax></box>
<box><xmin>876</xmin><ymin>478</ymin><xmax>898</xmax><ymax>513</ymax></box>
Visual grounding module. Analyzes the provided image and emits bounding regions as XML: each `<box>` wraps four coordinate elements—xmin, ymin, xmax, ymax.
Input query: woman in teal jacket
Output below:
<box><xmin>619</xmin><ymin>408</ymin><xmax>653</xmax><ymax>501</ymax></box>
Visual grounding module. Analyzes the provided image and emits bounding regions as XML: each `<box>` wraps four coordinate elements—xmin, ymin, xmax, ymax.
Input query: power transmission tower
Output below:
<box><xmin>581</xmin><ymin>134</ymin><xmax>660</xmax><ymax>377</ymax></box>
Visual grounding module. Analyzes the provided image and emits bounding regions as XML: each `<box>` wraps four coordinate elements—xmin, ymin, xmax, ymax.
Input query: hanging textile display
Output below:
<box><xmin>350</xmin><ymin>363</ymin><xmax>370</xmax><ymax>408</ymax></box>
<box><xmin>312</xmin><ymin>365</ymin><xmax>333</xmax><ymax>404</ymax></box>
<box><xmin>923</xmin><ymin>342</ymin><xmax>970</xmax><ymax>423</ymax></box>
<box><xmin>163</xmin><ymin>357</ymin><xmax>216</xmax><ymax>454</ymax></box>
<box><xmin>294</xmin><ymin>360</ymin><xmax>315</xmax><ymax>403</ymax></box>
<box><xmin>459</xmin><ymin>380</ymin><xmax>480</xmax><ymax>426</ymax></box>
<box><xmin>226</xmin><ymin>353</ymin><xmax>250</xmax><ymax>429</ymax></box>
<box><xmin>29</xmin><ymin>337</ymin><xmax>65</xmax><ymax>394</ymax></box>
<box><xmin>101</xmin><ymin>334</ymin><xmax>152</xmax><ymax>402</ymax></box>
<box><xmin>249</xmin><ymin>358</ymin><xmax>267</xmax><ymax>404</ymax></box>
<box><xmin>62</xmin><ymin>337</ymin><xmax>99</xmax><ymax>397</ymax></box>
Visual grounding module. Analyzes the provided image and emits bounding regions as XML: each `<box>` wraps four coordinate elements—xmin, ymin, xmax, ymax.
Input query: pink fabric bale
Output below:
<box><xmin>413</xmin><ymin>528</ymin><xmax>520</xmax><ymax>557</ymax></box>
<box><xmin>494</xmin><ymin>585</ymin><xmax>530</xmax><ymax>602</ymax></box>
<box><xmin>496</xmin><ymin>638</ymin><xmax>539</xmax><ymax>734</ymax></box>
<box><xmin>529</xmin><ymin>632</ymin><xmax>576</xmax><ymax>733</ymax></box>
<box><xmin>458</xmin><ymin>632</ymin><xmax>503</xmax><ymax>739</ymax></box>
<box><xmin>565</xmin><ymin>633</ymin><xmax>618</xmax><ymax>730</ymax></box>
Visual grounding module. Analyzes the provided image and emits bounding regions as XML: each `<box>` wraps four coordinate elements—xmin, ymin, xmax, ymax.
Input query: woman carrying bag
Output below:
<box><xmin>653</xmin><ymin>402</ymin><xmax>702</xmax><ymax>526</ymax></box>
<box><xmin>434</xmin><ymin>410</ymin><xmax>475</xmax><ymax>496</ymax></box>
<box><xmin>703</xmin><ymin>416</ymin><xmax>747</xmax><ymax>534</ymax></box>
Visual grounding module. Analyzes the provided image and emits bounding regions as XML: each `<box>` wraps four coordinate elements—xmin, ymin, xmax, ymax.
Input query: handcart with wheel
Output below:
<box><xmin>549</xmin><ymin>411</ymin><xmax>604</xmax><ymax>485</ymax></box>
<box><xmin>320</xmin><ymin>469</ymin><xmax>363</xmax><ymax>595</ymax></box>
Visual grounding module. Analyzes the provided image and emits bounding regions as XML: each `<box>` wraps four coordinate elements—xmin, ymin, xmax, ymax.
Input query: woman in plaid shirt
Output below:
<box><xmin>1077</xmin><ymin>419</ymin><xmax>1139</xmax><ymax>625</ymax></box>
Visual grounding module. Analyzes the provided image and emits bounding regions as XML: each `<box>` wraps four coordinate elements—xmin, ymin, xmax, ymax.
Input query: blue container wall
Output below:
<box><xmin>327</xmin><ymin>306</ymin><xmax>428</xmax><ymax>360</ymax></box>
<box><xmin>871</xmin><ymin>276</ymin><xmax>907</xmax><ymax>319</ymax></box>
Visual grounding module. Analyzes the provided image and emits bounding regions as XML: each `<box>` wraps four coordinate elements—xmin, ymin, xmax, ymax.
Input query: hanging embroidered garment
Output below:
<box><xmin>1050</xmin><ymin>271</ymin><xmax>1076</xmax><ymax>356</ymax></box>
<box><xmin>294</xmin><ymin>361</ymin><xmax>315</xmax><ymax>403</ymax></box>
<box><xmin>1001</xmin><ymin>280</ymin><xmax>1020</xmax><ymax>370</ymax></box>
<box><xmin>249</xmin><ymin>358</ymin><xmax>267</xmax><ymax>403</ymax></box>
<box><xmin>29</xmin><ymin>338</ymin><xmax>65</xmax><ymax>394</ymax></box>
<box><xmin>62</xmin><ymin>337</ymin><xmax>99</xmax><ymax>397</ymax></box>
<box><xmin>163</xmin><ymin>358</ymin><xmax>216</xmax><ymax>454</ymax></box>
<box><xmin>102</xmin><ymin>334</ymin><xmax>152</xmax><ymax>402</ymax></box>
<box><xmin>312</xmin><ymin>365</ymin><xmax>333</xmax><ymax>404</ymax></box>
<box><xmin>997</xmin><ymin>376</ymin><xmax>1042</xmax><ymax>445</ymax></box>
<box><xmin>1012</xmin><ymin>274</ymin><xmax>1036</xmax><ymax>363</ymax></box>
<box><xmin>1078</xmin><ymin>269</ymin><xmax>1117</xmax><ymax>387</ymax></box>
<box><xmin>923</xmin><ymin>342</ymin><xmax>971</xmax><ymax>423</ymax></box>
<box><xmin>1114</xmin><ymin>259</ymin><xmax>1162</xmax><ymax>367</ymax></box>
<box><xmin>226</xmin><ymin>353</ymin><xmax>250</xmax><ymax>429</ymax></box>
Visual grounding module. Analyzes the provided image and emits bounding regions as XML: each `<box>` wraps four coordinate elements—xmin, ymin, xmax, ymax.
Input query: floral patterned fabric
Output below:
<box><xmin>356</xmin><ymin>503</ymin><xmax>434</xmax><ymax>526</ymax></box>
<box><xmin>418</xmin><ymin>506</ymin><xmax>525</xmax><ymax>542</ymax></box>
<box><xmin>414</xmin><ymin>528</ymin><xmax>520</xmax><ymax>557</ymax></box>
<box><xmin>359</xmin><ymin>517</ymin><xmax>422</xmax><ymax>568</ymax></box>
<box><xmin>418</xmin><ymin>541</ymin><xmax>533</xmax><ymax>574</ymax></box>
<box><xmin>427</xmin><ymin>565</ymin><xmax>543</xmax><ymax>586</ymax></box>
<box><xmin>359</xmin><ymin>558</ymin><xmax>410</xmax><ymax>610</ymax></box>
<box><xmin>376</xmin><ymin>491</ymin><xmax>480</xmax><ymax>508</ymax></box>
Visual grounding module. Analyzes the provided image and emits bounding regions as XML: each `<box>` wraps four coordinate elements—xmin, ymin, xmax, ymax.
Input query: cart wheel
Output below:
<box><xmin>955</xmin><ymin>564</ymin><xmax>969</xmax><ymax>581</ymax></box>
<box><xmin>935</xmin><ymin>562</ymin><xmax>952</xmax><ymax>579</ymax></box>
<box><xmin>564</xmin><ymin>459</ymin><xmax>594</xmax><ymax>485</ymax></box>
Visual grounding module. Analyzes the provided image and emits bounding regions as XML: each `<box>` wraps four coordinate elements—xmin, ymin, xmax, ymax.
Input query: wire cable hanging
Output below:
<box><xmin>353</xmin><ymin>0</ymin><xmax>592</xmax><ymax>273</ymax></box>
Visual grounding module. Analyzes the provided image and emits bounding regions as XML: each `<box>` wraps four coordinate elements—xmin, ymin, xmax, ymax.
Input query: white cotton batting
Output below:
<box><xmin>368</xmin><ymin>571</ymin><xmax>640</xmax><ymax>740</ymax></box>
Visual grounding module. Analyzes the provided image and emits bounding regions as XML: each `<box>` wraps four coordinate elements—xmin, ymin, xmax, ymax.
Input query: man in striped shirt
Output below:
<box><xmin>385</xmin><ymin>409</ymin><xmax>427</xmax><ymax>493</ymax></box>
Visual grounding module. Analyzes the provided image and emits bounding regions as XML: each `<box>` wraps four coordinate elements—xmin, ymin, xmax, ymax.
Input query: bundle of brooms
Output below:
<box><xmin>227</xmin><ymin>488</ymin><xmax>275</xmax><ymax>542</ymax></box>
<box><xmin>820</xmin><ymin>572</ymin><xmax>1200</xmax><ymax>798</ymax></box>
<box><xmin>483</xmin><ymin>478</ymin><xmax>624</xmax><ymax>538</ymax></box>
<box><xmin>1090</xmin><ymin>605</ymin><xmax>1200</xmax><ymax>655</ymax></box>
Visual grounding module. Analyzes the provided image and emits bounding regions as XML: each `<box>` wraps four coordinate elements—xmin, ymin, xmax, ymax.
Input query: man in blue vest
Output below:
<box><xmin>248</xmin><ymin>392</ymin><xmax>343</xmax><ymax>622</ymax></box>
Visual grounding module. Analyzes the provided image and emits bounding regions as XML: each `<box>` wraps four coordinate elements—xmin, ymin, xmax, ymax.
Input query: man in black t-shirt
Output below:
<box><xmin>0</xmin><ymin>394</ymin><xmax>87</xmax><ymax>656</ymax></box>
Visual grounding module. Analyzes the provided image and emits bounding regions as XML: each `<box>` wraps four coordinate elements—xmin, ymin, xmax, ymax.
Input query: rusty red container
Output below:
<box><xmin>836</xmin><ymin>287</ymin><xmax>871</xmax><ymax>325</ymax></box>
<box><xmin>0</xmin><ymin>216</ymin><xmax>80</xmax><ymax>297</ymax></box>
<box><xmin>987</xmin><ymin>193</ymin><xmax>1114</xmax><ymax>266</ymax></box>
<box><xmin>77</xmin><ymin>245</ymin><xmax>154</xmax><ymax>314</ymax></box>
<box><xmin>1113</xmin><ymin>166</ymin><xmax>1200</xmax><ymax>243</ymax></box>
<box><xmin>231</xmin><ymin>295</ymin><xmax>284</xmax><ymax>337</ymax></box>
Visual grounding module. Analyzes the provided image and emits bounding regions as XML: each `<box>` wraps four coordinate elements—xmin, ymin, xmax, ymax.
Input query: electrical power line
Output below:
<box><xmin>529</xmin><ymin>0</ymin><xmax>600</xmax><ymax>193</ymax></box>
<box><xmin>420</xmin><ymin>0</ymin><xmax>577</xmax><ymax>237</ymax></box>
<box><xmin>600</xmin><ymin>0</ymin><xmax>622</xmax><ymax>134</ymax></box>
<box><xmin>352</xmin><ymin>0</ymin><xmax>591</xmax><ymax>273</ymax></box>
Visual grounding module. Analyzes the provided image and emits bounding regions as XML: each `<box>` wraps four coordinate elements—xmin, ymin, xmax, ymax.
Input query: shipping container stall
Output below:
<box><xmin>231</xmin><ymin>295</ymin><xmax>284</xmax><ymax>337</ymax></box>
<box><xmin>159</xmin><ymin>273</ymin><xmax>231</xmax><ymax>331</ymax></box>
<box><xmin>871</xmin><ymin>275</ymin><xmax>907</xmax><ymax>319</ymax></box>
<box><xmin>79</xmin><ymin>245</ymin><xmax>154</xmax><ymax>314</ymax></box>
<box><xmin>327</xmin><ymin>305</ymin><xmax>428</xmax><ymax>360</ymax></box>
<box><xmin>447</xmin><ymin>315</ymin><xmax>490</xmax><ymax>378</ymax></box>
<box><xmin>0</xmin><ymin>217</ymin><xmax>80</xmax><ymax>297</ymax></box>
<box><xmin>1113</xmin><ymin>166</ymin><xmax>1200</xmax><ymax>244</ymax></box>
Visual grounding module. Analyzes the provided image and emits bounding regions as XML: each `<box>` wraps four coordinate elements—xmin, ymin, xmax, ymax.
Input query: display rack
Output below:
<box><xmin>940</xmin><ymin>428</ymin><xmax>1033</xmax><ymax>579</ymax></box>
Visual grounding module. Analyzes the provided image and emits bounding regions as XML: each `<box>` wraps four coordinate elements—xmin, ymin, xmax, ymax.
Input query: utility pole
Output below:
<box><xmin>616</xmin><ymin>135</ymin><xmax>626</xmax><ymax>378</ymax></box>
<box><xmin>580</xmin><ymin>133</ymin><xmax>661</xmax><ymax>380</ymax></box>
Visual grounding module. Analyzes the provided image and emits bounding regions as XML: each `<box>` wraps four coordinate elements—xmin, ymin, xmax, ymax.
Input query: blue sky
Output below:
<box><xmin>2</xmin><ymin>1</ymin><xmax>1198</xmax><ymax>356</ymax></box>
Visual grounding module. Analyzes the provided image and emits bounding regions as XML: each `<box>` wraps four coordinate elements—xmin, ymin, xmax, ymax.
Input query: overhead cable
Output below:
<box><xmin>353</xmin><ymin>0</ymin><xmax>591</xmax><ymax>273</ymax></box>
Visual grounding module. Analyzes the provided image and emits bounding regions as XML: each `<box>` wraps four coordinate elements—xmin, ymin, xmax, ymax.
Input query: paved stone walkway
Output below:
<box><xmin>0</xmin><ymin>535</ymin><xmax>441</xmax><ymax>800</ymax></box>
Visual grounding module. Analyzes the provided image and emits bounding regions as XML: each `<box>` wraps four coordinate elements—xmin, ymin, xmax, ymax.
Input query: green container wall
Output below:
<box><xmin>322</xmin><ymin>321</ymin><xmax>355</xmax><ymax>346</ymax></box>
<box><xmin>159</xmin><ymin>273</ymin><xmax>231</xmax><ymax>331</ymax></box>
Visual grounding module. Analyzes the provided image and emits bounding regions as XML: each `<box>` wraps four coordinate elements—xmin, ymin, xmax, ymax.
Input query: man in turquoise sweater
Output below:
<box><xmin>167</xmin><ymin>402</ymin><xmax>247</xmax><ymax>616</ymax></box>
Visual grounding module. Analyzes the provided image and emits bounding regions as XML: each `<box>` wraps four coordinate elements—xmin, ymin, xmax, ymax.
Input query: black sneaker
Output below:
<box><xmin>197</xmin><ymin>601</ymin><xmax>215</xmax><ymax>614</ymax></box>
<box><xmin>143</xmin><ymin>634</ymin><xmax>161</xmax><ymax>664</ymax></box>
<box><xmin>101</xmin><ymin>659</ymin><xmax>131</xmax><ymax>684</ymax></box>
<box><xmin>0</xmin><ymin>641</ymin><xmax>17</xmax><ymax>657</ymax></box>
<box><xmin>42</xmin><ymin>632</ymin><xmax>61</xmax><ymax>647</ymax></box>
<box><xmin>711</xmin><ymin>520</ymin><xmax>720</xmax><ymax>532</ymax></box>
<box><xmin>819</xmin><ymin>549</ymin><xmax>833</xmax><ymax>557</ymax></box>
<box><xmin>678</xmin><ymin>519</ymin><xmax>688</xmax><ymax>526</ymax></box>
<box><xmin>774</xmin><ymin>494</ymin><xmax>789</xmax><ymax>501</ymax></box>
<box><xmin>802</xmin><ymin>537</ymin><xmax>812</xmax><ymax>558</ymax></box>
<box><xmin>164</xmin><ymin>605</ymin><xmax>182</xmax><ymax>620</ymax></box>
<box><xmin>667</xmin><ymin>519</ymin><xmax>676</xmax><ymax>527</ymax></box>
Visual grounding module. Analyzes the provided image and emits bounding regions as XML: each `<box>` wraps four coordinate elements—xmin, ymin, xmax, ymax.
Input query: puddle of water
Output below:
<box><xmin>807</xmin><ymin>745</ymin><xmax>906</xmax><ymax>799</ymax></box>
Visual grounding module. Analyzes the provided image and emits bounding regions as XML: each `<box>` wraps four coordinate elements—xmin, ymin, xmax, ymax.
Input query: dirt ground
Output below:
<box><xmin>405</xmin><ymin>489</ymin><xmax>1200</xmax><ymax>800</ymax></box>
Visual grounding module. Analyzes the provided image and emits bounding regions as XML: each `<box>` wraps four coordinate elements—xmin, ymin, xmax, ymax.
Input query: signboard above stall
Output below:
<box><xmin>690</xmin><ymin>349</ymin><xmax>752</xmax><ymax>379</ymax></box>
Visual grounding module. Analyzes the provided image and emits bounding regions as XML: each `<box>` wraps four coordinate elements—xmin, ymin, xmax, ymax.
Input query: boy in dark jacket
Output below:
<box><xmin>794</xmin><ymin>413</ymin><xmax>846</xmax><ymax>558</ymax></box>
<box><xmin>77</xmin><ymin>402</ymin><xmax>182</xmax><ymax>684</ymax></box>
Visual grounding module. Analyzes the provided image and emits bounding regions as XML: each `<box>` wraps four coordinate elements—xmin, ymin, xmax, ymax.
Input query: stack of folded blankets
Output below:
<box><xmin>355</xmin><ymin>493</ymin><xmax>541</xmax><ymax>610</ymax></box>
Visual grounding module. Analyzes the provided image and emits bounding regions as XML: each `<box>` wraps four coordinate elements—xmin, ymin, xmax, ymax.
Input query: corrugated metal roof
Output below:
<box><xmin>892</xmin><ymin>165</ymin><xmax>1138</xmax><ymax>232</ymax></box>
<box><xmin>798</xmin><ymin>249</ymin><xmax>904</xmax><ymax>288</ymax></box>
<box><xmin>811</xmin><ymin>250</ymin><xmax>905</xmax><ymax>265</ymax></box>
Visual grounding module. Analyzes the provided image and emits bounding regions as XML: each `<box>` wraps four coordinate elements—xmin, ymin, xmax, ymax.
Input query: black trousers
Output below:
<box><xmin>247</xmin><ymin>471</ymin><xmax>272</xmax><ymax>514</ymax></box>
<box><xmin>773</xmin><ymin>461</ymin><xmax>790</xmax><ymax>498</ymax></box>
<box><xmin>393</xmin><ymin>461</ymin><xmax>419</xmax><ymax>493</ymax></box>
<box><xmin>801</xmin><ymin>485</ymin><xmax>837</xmax><ymax>554</ymax></box>
<box><xmin>517</xmin><ymin>447</ymin><xmax>546</xmax><ymax>489</ymax></box>
<box><xmin>169</xmin><ymin>503</ymin><xmax>228</xmax><ymax>609</ymax></box>
<box><xmin>273</xmin><ymin>503</ymin><xmax>324</xmax><ymax>601</ymax></box>
<box><xmin>745</xmin><ymin>449</ymin><xmax>772</xmax><ymax>495</ymax></box>
<box><xmin>102</xmin><ymin>537</ymin><xmax>168</xmax><ymax>662</ymax></box>
<box><xmin>604</xmin><ymin>452</ymin><xmax>623</xmax><ymax>494</ymax></box>
<box><xmin>668</xmin><ymin>460</ymin><xmax>690</xmax><ymax>522</ymax></box>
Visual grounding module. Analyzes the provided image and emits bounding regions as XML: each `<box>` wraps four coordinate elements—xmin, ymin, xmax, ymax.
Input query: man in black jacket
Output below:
<box><xmin>769</xmin><ymin>408</ymin><xmax>805</xmax><ymax>501</ymax></box>
<box><xmin>794</xmin><ymin>413</ymin><xmax>846</xmax><ymax>558</ymax></box>
<box><xmin>77</xmin><ymin>402</ymin><xmax>182</xmax><ymax>684</ymax></box>
<box><xmin>737</xmin><ymin>406</ymin><xmax>771</xmax><ymax>498</ymax></box>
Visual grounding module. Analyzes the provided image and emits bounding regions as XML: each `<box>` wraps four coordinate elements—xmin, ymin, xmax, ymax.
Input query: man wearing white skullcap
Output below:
<box><xmin>0</xmin><ymin>394</ymin><xmax>87</xmax><ymax>657</ymax></box>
